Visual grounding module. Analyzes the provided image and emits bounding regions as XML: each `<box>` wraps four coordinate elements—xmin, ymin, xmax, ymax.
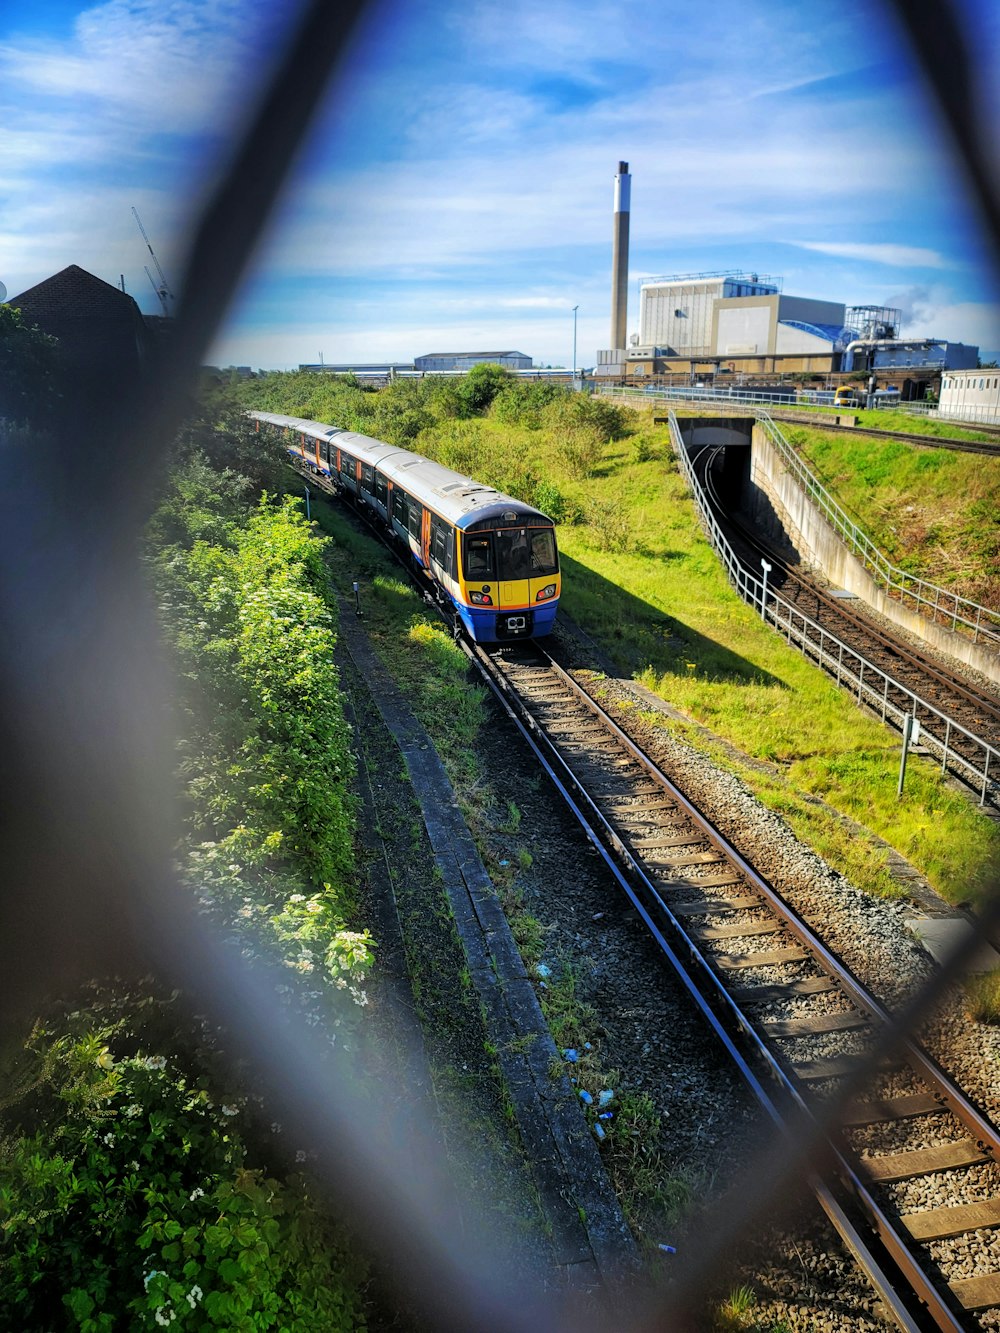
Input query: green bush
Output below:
<box><xmin>0</xmin><ymin>1008</ymin><xmax>367</xmax><ymax>1331</ymax></box>
<box><xmin>587</xmin><ymin>498</ymin><xmax>631</xmax><ymax>552</ymax></box>
<box><xmin>150</xmin><ymin>464</ymin><xmax>372</xmax><ymax>1012</ymax></box>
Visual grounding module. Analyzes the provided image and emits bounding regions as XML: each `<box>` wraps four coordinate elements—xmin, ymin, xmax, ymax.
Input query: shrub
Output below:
<box><xmin>149</xmin><ymin>470</ymin><xmax>372</xmax><ymax>1010</ymax></box>
<box><xmin>532</xmin><ymin>479</ymin><xmax>571</xmax><ymax>524</ymax></box>
<box><xmin>588</xmin><ymin>498</ymin><xmax>631</xmax><ymax>553</ymax></box>
<box><xmin>490</xmin><ymin>379</ymin><xmax>564</xmax><ymax>429</ymax></box>
<box><xmin>0</xmin><ymin>1007</ymin><xmax>368</xmax><ymax>1331</ymax></box>
<box><xmin>555</xmin><ymin>424</ymin><xmax>604</xmax><ymax>479</ymax></box>
<box><xmin>456</xmin><ymin>362</ymin><xmax>512</xmax><ymax>415</ymax></box>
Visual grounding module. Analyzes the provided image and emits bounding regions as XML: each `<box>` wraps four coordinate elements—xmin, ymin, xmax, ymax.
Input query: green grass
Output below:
<box><xmin>305</xmin><ymin>403</ymin><xmax>1000</xmax><ymax>911</ymax></box>
<box><xmin>780</xmin><ymin>425</ymin><xmax>1000</xmax><ymax>606</ymax></box>
<box><xmin>965</xmin><ymin>968</ymin><xmax>1000</xmax><ymax>1024</ymax></box>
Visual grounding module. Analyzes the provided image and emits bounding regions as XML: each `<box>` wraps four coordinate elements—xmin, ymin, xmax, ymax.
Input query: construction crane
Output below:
<box><xmin>131</xmin><ymin>206</ymin><xmax>174</xmax><ymax>317</ymax></box>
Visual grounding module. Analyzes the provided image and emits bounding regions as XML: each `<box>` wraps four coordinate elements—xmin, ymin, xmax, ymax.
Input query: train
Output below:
<box><xmin>252</xmin><ymin>412</ymin><xmax>561</xmax><ymax>644</ymax></box>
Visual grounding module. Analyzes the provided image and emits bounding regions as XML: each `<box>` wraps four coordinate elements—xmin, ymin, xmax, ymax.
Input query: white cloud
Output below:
<box><xmin>0</xmin><ymin>0</ymin><xmax>259</xmax><ymax>128</ymax></box>
<box><xmin>887</xmin><ymin>287</ymin><xmax>1000</xmax><ymax>351</ymax></box>
<box><xmin>793</xmin><ymin>241</ymin><xmax>951</xmax><ymax>269</ymax></box>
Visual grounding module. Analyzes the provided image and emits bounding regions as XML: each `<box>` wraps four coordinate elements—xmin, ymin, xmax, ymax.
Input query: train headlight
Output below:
<box><xmin>535</xmin><ymin>583</ymin><xmax>557</xmax><ymax>602</ymax></box>
<box><xmin>469</xmin><ymin>590</ymin><xmax>493</xmax><ymax>606</ymax></box>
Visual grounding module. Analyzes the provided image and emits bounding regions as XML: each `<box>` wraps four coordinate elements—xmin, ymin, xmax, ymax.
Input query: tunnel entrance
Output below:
<box><xmin>671</xmin><ymin>415</ymin><xmax>753</xmax><ymax>510</ymax></box>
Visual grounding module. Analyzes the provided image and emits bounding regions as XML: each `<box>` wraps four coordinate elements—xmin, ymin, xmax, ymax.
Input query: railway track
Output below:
<box><xmin>468</xmin><ymin>638</ymin><xmax>1000</xmax><ymax>1330</ymax></box>
<box><xmin>297</xmin><ymin>457</ymin><xmax>1000</xmax><ymax>1326</ymax></box>
<box><xmin>691</xmin><ymin>445</ymin><xmax>1000</xmax><ymax>809</ymax></box>
<box><xmin>769</xmin><ymin>415</ymin><xmax>1000</xmax><ymax>457</ymax></box>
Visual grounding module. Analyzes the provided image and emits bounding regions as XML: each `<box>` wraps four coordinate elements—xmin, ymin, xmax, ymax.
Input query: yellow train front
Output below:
<box><xmin>452</xmin><ymin>506</ymin><xmax>560</xmax><ymax>642</ymax></box>
<box><xmin>251</xmin><ymin>411</ymin><xmax>561</xmax><ymax>644</ymax></box>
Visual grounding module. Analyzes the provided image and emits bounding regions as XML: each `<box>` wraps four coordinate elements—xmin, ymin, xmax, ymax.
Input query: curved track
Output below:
<box><xmin>297</xmin><ymin>457</ymin><xmax>1000</xmax><ymax>1328</ymax></box>
<box><xmin>692</xmin><ymin>444</ymin><xmax>1000</xmax><ymax>807</ymax></box>
<box><xmin>472</xmin><ymin>639</ymin><xmax>1000</xmax><ymax>1331</ymax></box>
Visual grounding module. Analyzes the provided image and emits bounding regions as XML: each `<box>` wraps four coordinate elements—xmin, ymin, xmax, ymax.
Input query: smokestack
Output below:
<box><xmin>610</xmin><ymin>160</ymin><xmax>631</xmax><ymax>351</ymax></box>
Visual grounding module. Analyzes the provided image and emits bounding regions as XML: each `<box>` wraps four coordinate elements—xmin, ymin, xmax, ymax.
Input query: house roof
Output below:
<box><xmin>11</xmin><ymin>264</ymin><xmax>145</xmax><ymax>323</ymax></box>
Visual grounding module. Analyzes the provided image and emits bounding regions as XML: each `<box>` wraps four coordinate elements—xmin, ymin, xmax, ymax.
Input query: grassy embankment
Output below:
<box><xmin>237</xmin><ymin>371</ymin><xmax>1000</xmax><ymax>921</ymax></box>
<box><xmin>779</xmin><ymin>424</ymin><xmax>1000</xmax><ymax>610</ymax></box>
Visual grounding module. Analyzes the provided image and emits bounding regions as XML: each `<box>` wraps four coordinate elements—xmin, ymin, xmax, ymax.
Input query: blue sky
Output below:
<box><xmin>3</xmin><ymin>0</ymin><xmax>999</xmax><ymax>368</ymax></box>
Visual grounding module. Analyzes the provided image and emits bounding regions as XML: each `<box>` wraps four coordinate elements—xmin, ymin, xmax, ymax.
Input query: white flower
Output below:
<box><xmin>125</xmin><ymin>1104</ymin><xmax>142</xmax><ymax>1118</ymax></box>
<box><xmin>270</xmin><ymin>1122</ymin><xmax>281</xmax><ymax>1134</ymax></box>
<box><xmin>295</xmin><ymin>1150</ymin><xmax>307</xmax><ymax>1163</ymax></box>
<box><xmin>143</xmin><ymin>1056</ymin><xmax>167</xmax><ymax>1071</ymax></box>
<box><xmin>220</xmin><ymin>1104</ymin><xmax>238</xmax><ymax>1117</ymax></box>
<box><xmin>186</xmin><ymin>1285</ymin><xmax>204</xmax><ymax>1308</ymax></box>
<box><xmin>143</xmin><ymin>1270</ymin><xmax>161</xmax><ymax>1290</ymax></box>
<box><xmin>189</xmin><ymin>1187</ymin><xmax>205</xmax><ymax>1201</ymax></box>
<box><xmin>289</xmin><ymin>894</ymin><xmax>306</xmax><ymax>903</ymax></box>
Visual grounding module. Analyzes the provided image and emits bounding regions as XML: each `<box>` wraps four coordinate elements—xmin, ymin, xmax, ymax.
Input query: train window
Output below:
<box><xmin>374</xmin><ymin>471</ymin><xmax>387</xmax><ymax>505</ymax></box>
<box><xmin>339</xmin><ymin>451</ymin><xmax>355</xmax><ymax>478</ymax></box>
<box><xmin>495</xmin><ymin>528</ymin><xmax>530</xmax><ymax>579</ymax></box>
<box><xmin>529</xmin><ymin>529</ymin><xmax>558</xmax><ymax>576</ymax></box>
<box><xmin>407</xmin><ymin>500</ymin><xmax>422</xmax><ymax>540</ymax></box>
<box><xmin>430</xmin><ymin>517</ymin><xmax>456</xmax><ymax>576</ymax></box>
<box><xmin>392</xmin><ymin>486</ymin><xmax>407</xmax><ymax>524</ymax></box>
<box><xmin>463</xmin><ymin>536</ymin><xmax>493</xmax><ymax>579</ymax></box>
<box><xmin>360</xmin><ymin>463</ymin><xmax>374</xmax><ymax>490</ymax></box>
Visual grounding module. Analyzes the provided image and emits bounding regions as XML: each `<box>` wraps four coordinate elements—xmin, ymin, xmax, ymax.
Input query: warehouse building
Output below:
<box><xmin>620</xmin><ymin>271</ymin><xmax>853</xmax><ymax>376</ymax></box>
<box><xmin>938</xmin><ymin>368</ymin><xmax>1000</xmax><ymax>424</ymax></box>
<box><xmin>414</xmin><ymin>350</ymin><xmax>532</xmax><ymax>372</ymax></box>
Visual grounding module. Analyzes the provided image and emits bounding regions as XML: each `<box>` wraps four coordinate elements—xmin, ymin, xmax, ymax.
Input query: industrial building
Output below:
<box><xmin>594</xmin><ymin>162</ymin><xmax>979</xmax><ymax>385</ymax></box>
<box><xmin>938</xmin><ymin>368</ymin><xmax>1000</xmax><ymax>424</ymax></box>
<box><xmin>844</xmin><ymin>339</ymin><xmax>978</xmax><ymax>373</ymax></box>
<box><xmin>298</xmin><ymin>361</ymin><xmax>415</xmax><ymax>375</ymax></box>
<box><xmin>414</xmin><ymin>350</ymin><xmax>532</xmax><ymax>372</ymax></box>
<box><xmin>616</xmin><ymin>271</ymin><xmax>853</xmax><ymax>376</ymax></box>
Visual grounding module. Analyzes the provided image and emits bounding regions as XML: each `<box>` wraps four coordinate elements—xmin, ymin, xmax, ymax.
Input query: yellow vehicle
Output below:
<box><xmin>833</xmin><ymin>385</ymin><xmax>863</xmax><ymax>407</ymax></box>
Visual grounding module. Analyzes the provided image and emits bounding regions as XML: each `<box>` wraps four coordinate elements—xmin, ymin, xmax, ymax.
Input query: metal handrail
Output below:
<box><xmin>609</xmin><ymin>387</ymin><xmax>1000</xmax><ymax>648</ymax></box>
<box><xmin>751</xmin><ymin>409</ymin><xmax>1000</xmax><ymax>647</ymax></box>
<box><xmin>666</xmin><ymin>410</ymin><xmax>1000</xmax><ymax>806</ymax></box>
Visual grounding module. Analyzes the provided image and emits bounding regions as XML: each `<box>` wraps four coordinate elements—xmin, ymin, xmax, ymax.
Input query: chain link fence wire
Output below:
<box><xmin>1</xmin><ymin>1</ymin><xmax>997</xmax><ymax>1328</ymax></box>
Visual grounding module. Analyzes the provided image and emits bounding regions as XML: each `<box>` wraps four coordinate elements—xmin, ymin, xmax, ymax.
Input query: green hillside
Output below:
<box><xmin>782</xmin><ymin>424</ymin><xmax>1000</xmax><ymax>611</ymax></box>
<box><xmin>234</xmin><ymin>371</ymin><xmax>1000</xmax><ymax>915</ymax></box>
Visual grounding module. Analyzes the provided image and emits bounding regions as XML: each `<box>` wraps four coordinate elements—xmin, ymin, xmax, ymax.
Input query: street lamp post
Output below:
<box><xmin>760</xmin><ymin>558</ymin><xmax>772</xmax><ymax>622</ymax></box>
<box><xmin>572</xmin><ymin>305</ymin><xmax>579</xmax><ymax>385</ymax></box>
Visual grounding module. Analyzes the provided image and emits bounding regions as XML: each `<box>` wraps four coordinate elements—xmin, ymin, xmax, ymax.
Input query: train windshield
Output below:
<box><xmin>494</xmin><ymin>527</ymin><xmax>558</xmax><ymax>580</ymax></box>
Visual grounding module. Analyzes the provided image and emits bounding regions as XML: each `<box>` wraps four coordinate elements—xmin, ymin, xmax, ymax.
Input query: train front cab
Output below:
<box><xmin>454</xmin><ymin>520</ymin><xmax>560</xmax><ymax>642</ymax></box>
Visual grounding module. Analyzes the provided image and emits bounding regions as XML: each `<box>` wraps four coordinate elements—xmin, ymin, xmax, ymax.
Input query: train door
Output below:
<box><xmin>421</xmin><ymin>508</ymin><xmax>432</xmax><ymax>568</ymax></box>
<box><xmin>406</xmin><ymin>496</ymin><xmax>422</xmax><ymax>561</ymax></box>
<box><xmin>496</xmin><ymin>527</ymin><xmax>530</xmax><ymax>610</ymax></box>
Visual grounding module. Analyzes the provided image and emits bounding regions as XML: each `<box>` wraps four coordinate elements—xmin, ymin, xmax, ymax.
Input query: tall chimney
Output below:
<box><xmin>610</xmin><ymin>160</ymin><xmax>631</xmax><ymax>351</ymax></box>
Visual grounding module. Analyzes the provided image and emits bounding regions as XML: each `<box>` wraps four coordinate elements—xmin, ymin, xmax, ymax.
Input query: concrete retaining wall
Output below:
<box><xmin>747</xmin><ymin>422</ymin><xmax>1000</xmax><ymax>685</ymax></box>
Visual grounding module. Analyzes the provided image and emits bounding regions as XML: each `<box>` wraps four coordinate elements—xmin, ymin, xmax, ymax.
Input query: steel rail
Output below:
<box><xmin>284</xmin><ymin>430</ymin><xmax>989</xmax><ymax>1328</ymax></box>
<box><xmin>671</xmin><ymin>414</ymin><xmax>1000</xmax><ymax>806</ymax></box>
<box><xmin>537</xmin><ymin>646</ymin><xmax>1000</xmax><ymax>1155</ymax></box>
<box><xmin>466</xmin><ymin>639</ymin><xmax>972</xmax><ymax>1331</ymax></box>
<box><xmin>699</xmin><ymin>448</ymin><xmax>1000</xmax><ymax>731</ymax></box>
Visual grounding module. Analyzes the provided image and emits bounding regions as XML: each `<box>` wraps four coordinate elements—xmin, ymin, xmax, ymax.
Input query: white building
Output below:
<box><xmin>639</xmin><ymin>272</ymin><xmax>780</xmax><ymax>357</ymax></box>
<box><xmin>633</xmin><ymin>271</ymin><xmax>852</xmax><ymax>371</ymax></box>
<box><xmin>938</xmin><ymin>368</ymin><xmax>1000</xmax><ymax>424</ymax></box>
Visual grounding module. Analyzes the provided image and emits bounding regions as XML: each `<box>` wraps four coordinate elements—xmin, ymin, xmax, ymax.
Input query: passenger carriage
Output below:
<box><xmin>252</xmin><ymin>412</ymin><xmax>560</xmax><ymax>644</ymax></box>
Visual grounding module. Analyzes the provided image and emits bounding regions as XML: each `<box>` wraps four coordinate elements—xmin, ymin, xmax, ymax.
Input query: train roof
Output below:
<box><xmin>252</xmin><ymin>411</ymin><xmax>554</xmax><ymax>530</ymax></box>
